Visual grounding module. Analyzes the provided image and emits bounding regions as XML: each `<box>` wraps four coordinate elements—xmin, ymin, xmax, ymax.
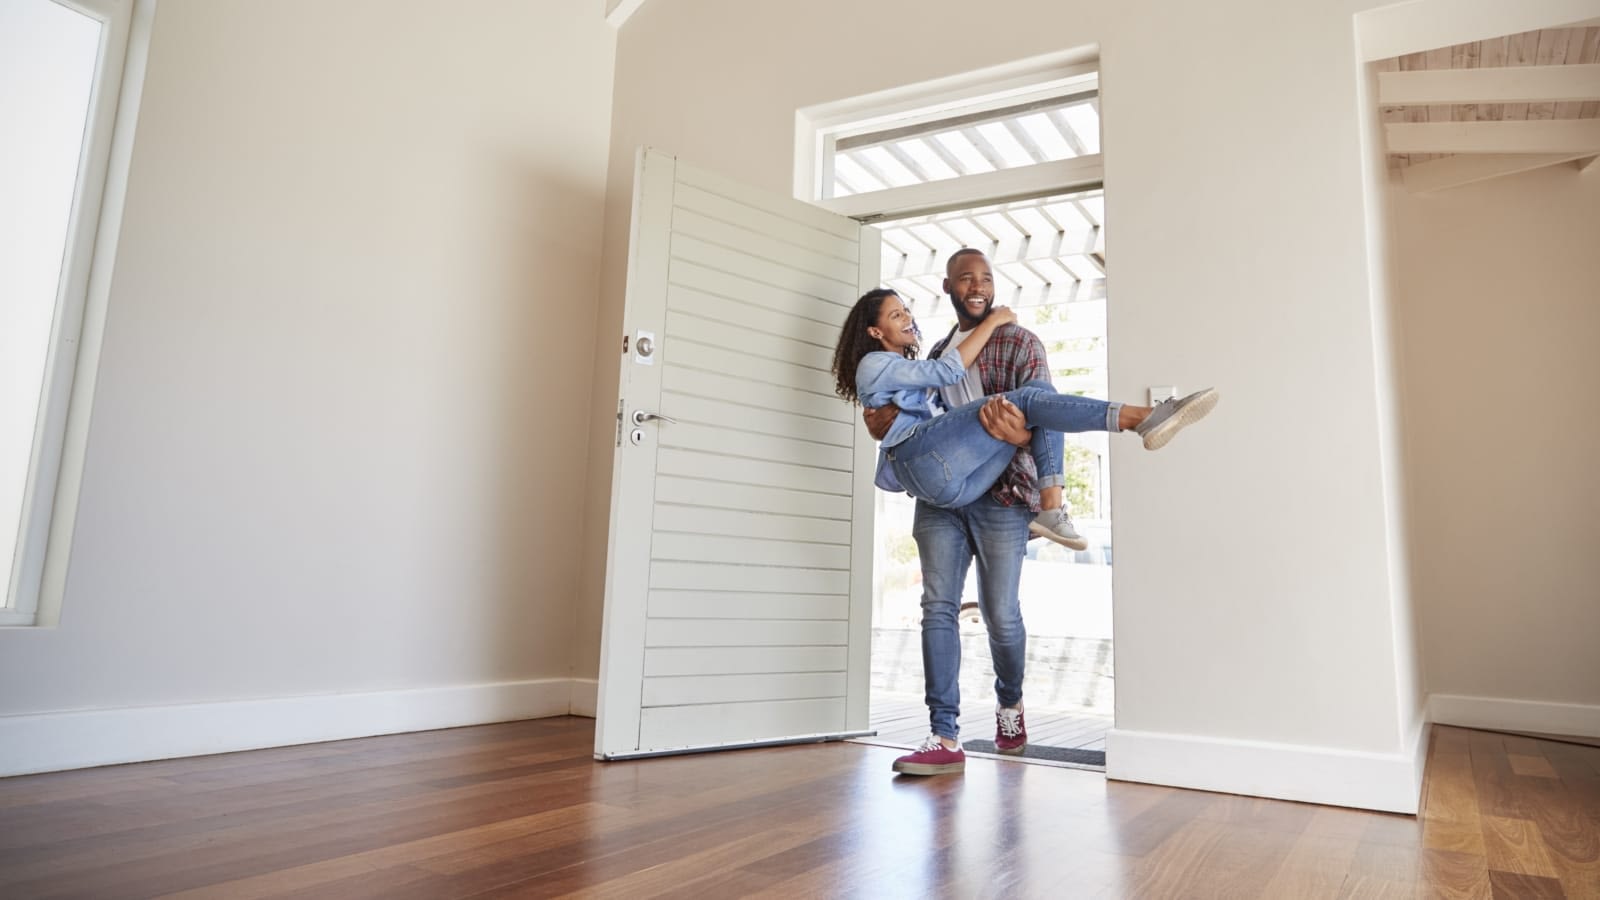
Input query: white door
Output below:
<box><xmin>594</xmin><ymin>149</ymin><xmax>881</xmax><ymax>759</ymax></box>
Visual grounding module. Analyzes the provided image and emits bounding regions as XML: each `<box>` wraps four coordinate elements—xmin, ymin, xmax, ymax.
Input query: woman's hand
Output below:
<box><xmin>988</xmin><ymin>306</ymin><xmax>1017</xmax><ymax>327</ymax></box>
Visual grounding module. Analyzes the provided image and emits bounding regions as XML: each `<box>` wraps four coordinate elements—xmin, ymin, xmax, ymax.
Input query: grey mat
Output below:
<box><xmin>963</xmin><ymin>740</ymin><xmax>1105</xmax><ymax>766</ymax></box>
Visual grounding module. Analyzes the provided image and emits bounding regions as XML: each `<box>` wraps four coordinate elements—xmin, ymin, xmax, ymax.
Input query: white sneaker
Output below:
<box><xmin>1029</xmin><ymin>507</ymin><xmax>1089</xmax><ymax>551</ymax></box>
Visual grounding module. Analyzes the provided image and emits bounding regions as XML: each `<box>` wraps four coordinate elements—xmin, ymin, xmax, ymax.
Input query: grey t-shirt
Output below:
<box><xmin>937</xmin><ymin>327</ymin><xmax>986</xmax><ymax>410</ymax></box>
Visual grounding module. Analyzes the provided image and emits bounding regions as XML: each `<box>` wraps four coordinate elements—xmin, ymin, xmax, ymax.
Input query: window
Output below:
<box><xmin>827</xmin><ymin>93</ymin><xmax>1101</xmax><ymax>198</ymax></box>
<box><xmin>794</xmin><ymin>49</ymin><xmax>1101</xmax><ymax>207</ymax></box>
<box><xmin>2</xmin><ymin>0</ymin><xmax>143</xmax><ymax>626</ymax></box>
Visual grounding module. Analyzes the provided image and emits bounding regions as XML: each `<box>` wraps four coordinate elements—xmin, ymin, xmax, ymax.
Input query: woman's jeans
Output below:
<box><xmin>886</xmin><ymin>380</ymin><xmax>1121</xmax><ymax>510</ymax></box>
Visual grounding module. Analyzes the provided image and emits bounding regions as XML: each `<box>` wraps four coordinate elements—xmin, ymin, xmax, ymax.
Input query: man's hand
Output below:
<box><xmin>979</xmin><ymin>397</ymin><xmax>1030</xmax><ymax>447</ymax></box>
<box><xmin>863</xmin><ymin>404</ymin><xmax>900</xmax><ymax>441</ymax></box>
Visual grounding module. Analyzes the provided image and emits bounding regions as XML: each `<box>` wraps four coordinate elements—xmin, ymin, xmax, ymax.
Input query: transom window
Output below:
<box><xmin>828</xmin><ymin>91</ymin><xmax>1101</xmax><ymax>198</ymax></box>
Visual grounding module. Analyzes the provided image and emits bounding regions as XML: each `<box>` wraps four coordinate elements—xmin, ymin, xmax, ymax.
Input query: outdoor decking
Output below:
<box><xmin>866</xmin><ymin>691</ymin><xmax>1111</xmax><ymax>759</ymax></box>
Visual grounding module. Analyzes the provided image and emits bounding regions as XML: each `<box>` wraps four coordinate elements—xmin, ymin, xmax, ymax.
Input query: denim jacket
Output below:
<box><xmin>856</xmin><ymin>350</ymin><xmax>969</xmax><ymax>492</ymax></box>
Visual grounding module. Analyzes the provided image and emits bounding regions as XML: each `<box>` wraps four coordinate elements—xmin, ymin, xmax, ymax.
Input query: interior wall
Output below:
<box><xmin>1391</xmin><ymin>164</ymin><xmax>1600</xmax><ymax>709</ymax></box>
<box><xmin>0</xmin><ymin>0</ymin><xmax>615</xmax><ymax>716</ymax></box>
<box><xmin>581</xmin><ymin>0</ymin><xmax>1417</xmax><ymax>763</ymax></box>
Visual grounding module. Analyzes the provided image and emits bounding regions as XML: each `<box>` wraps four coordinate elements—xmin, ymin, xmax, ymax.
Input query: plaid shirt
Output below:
<box><xmin>928</xmin><ymin>321</ymin><xmax>1050</xmax><ymax>511</ymax></box>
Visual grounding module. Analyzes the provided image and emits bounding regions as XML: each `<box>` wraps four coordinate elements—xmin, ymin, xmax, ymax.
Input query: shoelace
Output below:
<box><xmin>917</xmin><ymin>734</ymin><xmax>949</xmax><ymax>753</ymax></box>
<box><xmin>998</xmin><ymin>708</ymin><xmax>1024</xmax><ymax>738</ymax></box>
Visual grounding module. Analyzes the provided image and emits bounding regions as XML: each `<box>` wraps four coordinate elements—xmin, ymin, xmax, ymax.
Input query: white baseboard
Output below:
<box><xmin>0</xmin><ymin>678</ymin><xmax>575</xmax><ymax>778</ymax></box>
<box><xmin>1107</xmin><ymin>726</ymin><xmax>1426</xmax><ymax>814</ymax></box>
<box><xmin>569</xmin><ymin>678</ymin><xmax>599</xmax><ymax>718</ymax></box>
<box><xmin>1429</xmin><ymin>693</ymin><xmax>1600</xmax><ymax>739</ymax></box>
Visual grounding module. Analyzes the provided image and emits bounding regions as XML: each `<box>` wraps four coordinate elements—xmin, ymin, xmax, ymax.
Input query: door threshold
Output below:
<box><xmin>847</xmin><ymin>735</ymin><xmax>1106</xmax><ymax>773</ymax></box>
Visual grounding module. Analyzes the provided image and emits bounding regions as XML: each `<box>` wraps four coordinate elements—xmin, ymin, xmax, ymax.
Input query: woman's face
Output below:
<box><xmin>872</xmin><ymin>294</ymin><xmax>917</xmax><ymax>353</ymax></box>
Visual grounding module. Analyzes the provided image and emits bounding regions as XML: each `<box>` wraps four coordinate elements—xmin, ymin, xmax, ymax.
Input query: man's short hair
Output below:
<box><xmin>946</xmin><ymin>247</ymin><xmax>987</xmax><ymax>276</ymax></box>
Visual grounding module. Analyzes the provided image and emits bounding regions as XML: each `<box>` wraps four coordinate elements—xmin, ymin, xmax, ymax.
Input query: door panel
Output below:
<box><xmin>594</xmin><ymin>148</ymin><xmax>880</xmax><ymax>759</ymax></box>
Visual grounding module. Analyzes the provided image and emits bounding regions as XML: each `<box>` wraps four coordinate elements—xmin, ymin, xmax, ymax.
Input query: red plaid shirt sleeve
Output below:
<box><xmin>930</xmin><ymin>323</ymin><xmax>1050</xmax><ymax>511</ymax></box>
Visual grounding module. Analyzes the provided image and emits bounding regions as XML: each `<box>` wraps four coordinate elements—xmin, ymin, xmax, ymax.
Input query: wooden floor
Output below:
<box><xmin>2</xmin><ymin>719</ymin><xmax>1597</xmax><ymax>898</ymax></box>
<box><xmin>870</xmin><ymin>691</ymin><xmax>1110</xmax><ymax>754</ymax></box>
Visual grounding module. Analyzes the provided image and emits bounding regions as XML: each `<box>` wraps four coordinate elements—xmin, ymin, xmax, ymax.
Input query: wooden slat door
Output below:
<box><xmin>594</xmin><ymin>149</ymin><xmax>880</xmax><ymax>759</ymax></box>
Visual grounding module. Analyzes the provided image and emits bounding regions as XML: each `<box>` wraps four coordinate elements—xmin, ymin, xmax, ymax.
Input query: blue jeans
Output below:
<box><xmin>913</xmin><ymin>495</ymin><xmax>1033</xmax><ymax>740</ymax></box>
<box><xmin>887</xmin><ymin>380</ymin><xmax>1121</xmax><ymax>510</ymax></box>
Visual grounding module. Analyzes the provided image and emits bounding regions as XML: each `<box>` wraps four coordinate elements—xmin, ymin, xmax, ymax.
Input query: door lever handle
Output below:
<box><xmin>632</xmin><ymin>410</ymin><xmax>677</xmax><ymax>426</ymax></box>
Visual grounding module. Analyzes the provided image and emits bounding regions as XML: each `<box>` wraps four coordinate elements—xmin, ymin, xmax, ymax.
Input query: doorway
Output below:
<box><xmin>797</xmin><ymin>60</ymin><xmax>1115</xmax><ymax>768</ymax></box>
<box><xmin>861</xmin><ymin>190</ymin><xmax>1115</xmax><ymax>769</ymax></box>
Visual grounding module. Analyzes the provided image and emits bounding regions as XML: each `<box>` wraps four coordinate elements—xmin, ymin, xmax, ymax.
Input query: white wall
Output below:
<box><xmin>579</xmin><ymin>0</ymin><xmax>1425</xmax><ymax>809</ymax></box>
<box><xmin>1391</xmin><ymin>165</ymin><xmax>1600</xmax><ymax>728</ymax></box>
<box><xmin>0</xmin><ymin>0</ymin><xmax>615</xmax><ymax>771</ymax></box>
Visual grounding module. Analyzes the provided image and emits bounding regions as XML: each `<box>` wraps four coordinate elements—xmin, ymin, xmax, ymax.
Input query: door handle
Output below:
<box><xmin>631</xmin><ymin>410</ymin><xmax>677</xmax><ymax>426</ymax></box>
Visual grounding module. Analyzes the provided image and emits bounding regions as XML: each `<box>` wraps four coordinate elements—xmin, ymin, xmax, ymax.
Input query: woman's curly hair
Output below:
<box><xmin>832</xmin><ymin>288</ymin><xmax>917</xmax><ymax>405</ymax></box>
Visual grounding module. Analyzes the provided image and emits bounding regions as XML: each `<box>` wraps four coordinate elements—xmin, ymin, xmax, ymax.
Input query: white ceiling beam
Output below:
<box><xmin>1401</xmin><ymin>152</ymin><xmax>1596</xmax><ymax>193</ymax></box>
<box><xmin>605</xmin><ymin>0</ymin><xmax>648</xmax><ymax>28</ymax></box>
<box><xmin>1378</xmin><ymin>64</ymin><xmax>1600</xmax><ymax>106</ymax></box>
<box><xmin>1385</xmin><ymin>120</ymin><xmax>1600</xmax><ymax>154</ymax></box>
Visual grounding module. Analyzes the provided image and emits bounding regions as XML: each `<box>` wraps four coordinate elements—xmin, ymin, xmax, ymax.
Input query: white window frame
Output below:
<box><xmin>795</xmin><ymin>47</ymin><xmax>1106</xmax><ymax>221</ymax></box>
<box><xmin>3</xmin><ymin>0</ymin><xmax>155</xmax><ymax>627</ymax></box>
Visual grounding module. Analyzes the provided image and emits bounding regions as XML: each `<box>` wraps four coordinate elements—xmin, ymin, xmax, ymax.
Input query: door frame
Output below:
<box><xmin>805</xmin><ymin>111</ymin><xmax>1111</xmax><ymax>749</ymax></box>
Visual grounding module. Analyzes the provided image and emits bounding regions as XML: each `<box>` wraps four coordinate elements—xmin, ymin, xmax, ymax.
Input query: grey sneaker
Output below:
<box><xmin>1134</xmin><ymin>387</ymin><xmax>1219</xmax><ymax>450</ymax></box>
<box><xmin>1030</xmin><ymin>507</ymin><xmax>1089</xmax><ymax>551</ymax></box>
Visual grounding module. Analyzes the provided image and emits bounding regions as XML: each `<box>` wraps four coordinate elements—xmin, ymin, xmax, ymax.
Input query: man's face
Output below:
<box><xmin>944</xmin><ymin>253</ymin><xmax>995</xmax><ymax>328</ymax></box>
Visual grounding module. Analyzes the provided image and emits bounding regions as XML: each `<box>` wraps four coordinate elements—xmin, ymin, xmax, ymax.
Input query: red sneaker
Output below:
<box><xmin>892</xmin><ymin>735</ymin><xmax>966</xmax><ymax>775</ymax></box>
<box><xmin>995</xmin><ymin>705</ymin><xmax>1027</xmax><ymax>755</ymax></box>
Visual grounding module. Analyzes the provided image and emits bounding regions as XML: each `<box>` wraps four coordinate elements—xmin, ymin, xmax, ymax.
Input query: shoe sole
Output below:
<box><xmin>893</xmin><ymin>760</ymin><xmax>966</xmax><ymax>775</ymax></box>
<box><xmin>1142</xmin><ymin>388</ymin><xmax>1219</xmax><ymax>451</ymax></box>
<box><xmin>996</xmin><ymin>743</ymin><xmax>1027</xmax><ymax>756</ymax></box>
<box><xmin>1028</xmin><ymin>522</ymin><xmax>1089</xmax><ymax>551</ymax></box>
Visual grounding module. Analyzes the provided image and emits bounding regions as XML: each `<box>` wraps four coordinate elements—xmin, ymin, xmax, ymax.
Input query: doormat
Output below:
<box><xmin>963</xmin><ymin>740</ymin><xmax>1105</xmax><ymax>767</ymax></box>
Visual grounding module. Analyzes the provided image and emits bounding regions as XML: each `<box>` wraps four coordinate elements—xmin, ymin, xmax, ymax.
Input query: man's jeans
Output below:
<box><xmin>888</xmin><ymin>380</ymin><xmax>1120</xmax><ymax>510</ymax></box>
<box><xmin>912</xmin><ymin>494</ymin><xmax>1032</xmax><ymax>740</ymax></box>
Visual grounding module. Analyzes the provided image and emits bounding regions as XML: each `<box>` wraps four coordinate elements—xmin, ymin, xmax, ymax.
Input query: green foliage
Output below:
<box><xmin>1059</xmin><ymin>442</ymin><xmax>1099</xmax><ymax>518</ymax></box>
<box><xmin>1032</xmin><ymin>304</ymin><xmax>1073</xmax><ymax>326</ymax></box>
<box><xmin>888</xmin><ymin>533</ymin><xmax>920</xmax><ymax>565</ymax></box>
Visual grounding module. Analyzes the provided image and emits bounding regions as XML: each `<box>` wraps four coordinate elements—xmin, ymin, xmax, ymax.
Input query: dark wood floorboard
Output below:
<box><xmin>2</xmin><ymin>720</ymin><xmax>1598</xmax><ymax>898</ymax></box>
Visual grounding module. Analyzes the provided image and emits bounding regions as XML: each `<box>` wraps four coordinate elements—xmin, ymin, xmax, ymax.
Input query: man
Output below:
<box><xmin>865</xmin><ymin>248</ymin><xmax>1049</xmax><ymax>776</ymax></box>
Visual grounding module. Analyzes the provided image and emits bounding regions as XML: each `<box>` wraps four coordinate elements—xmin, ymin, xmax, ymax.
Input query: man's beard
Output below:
<box><xmin>950</xmin><ymin>295</ymin><xmax>993</xmax><ymax>328</ymax></box>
